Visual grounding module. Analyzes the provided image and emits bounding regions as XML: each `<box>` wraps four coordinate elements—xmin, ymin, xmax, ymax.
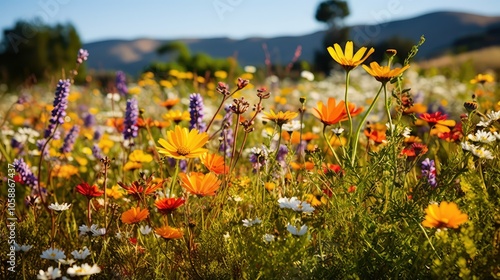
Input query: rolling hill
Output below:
<box><xmin>83</xmin><ymin>11</ymin><xmax>500</xmax><ymax>75</ymax></box>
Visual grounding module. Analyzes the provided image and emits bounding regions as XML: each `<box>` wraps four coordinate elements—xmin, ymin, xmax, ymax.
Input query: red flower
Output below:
<box><xmin>118</xmin><ymin>178</ymin><xmax>165</xmax><ymax>199</ymax></box>
<box><xmin>76</xmin><ymin>182</ymin><xmax>104</xmax><ymax>199</ymax></box>
<box><xmin>322</xmin><ymin>163</ymin><xmax>343</xmax><ymax>176</ymax></box>
<box><xmin>438</xmin><ymin>123</ymin><xmax>463</xmax><ymax>142</ymax></box>
<box><xmin>155</xmin><ymin>197</ymin><xmax>185</xmax><ymax>214</ymax></box>
<box><xmin>401</xmin><ymin>143</ymin><xmax>428</xmax><ymax>157</ymax></box>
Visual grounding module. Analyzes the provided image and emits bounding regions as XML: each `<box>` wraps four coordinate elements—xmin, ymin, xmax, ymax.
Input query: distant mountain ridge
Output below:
<box><xmin>83</xmin><ymin>11</ymin><xmax>500</xmax><ymax>75</ymax></box>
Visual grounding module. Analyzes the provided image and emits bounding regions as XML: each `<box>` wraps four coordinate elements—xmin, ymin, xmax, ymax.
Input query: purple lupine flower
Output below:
<box><xmin>219</xmin><ymin>105</ymin><xmax>234</xmax><ymax>157</ymax></box>
<box><xmin>44</xmin><ymin>79</ymin><xmax>71</xmax><ymax>138</ymax></box>
<box><xmin>11</xmin><ymin>138</ymin><xmax>23</xmax><ymax>150</ymax></box>
<box><xmin>76</xmin><ymin>49</ymin><xmax>89</xmax><ymax>64</ymax></box>
<box><xmin>92</xmin><ymin>144</ymin><xmax>103</xmax><ymax>160</ymax></box>
<box><xmin>249</xmin><ymin>145</ymin><xmax>268</xmax><ymax>172</ymax></box>
<box><xmin>83</xmin><ymin>113</ymin><xmax>96</xmax><ymax>128</ymax></box>
<box><xmin>189</xmin><ymin>93</ymin><xmax>205</xmax><ymax>131</ymax></box>
<box><xmin>60</xmin><ymin>125</ymin><xmax>80</xmax><ymax>154</ymax></box>
<box><xmin>276</xmin><ymin>144</ymin><xmax>288</xmax><ymax>167</ymax></box>
<box><xmin>123</xmin><ymin>98</ymin><xmax>139</xmax><ymax>140</ymax></box>
<box><xmin>93</xmin><ymin>129</ymin><xmax>102</xmax><ymax>141</ymax></box>
<box><xmin>421</xmin><ymin>158</ymin><xmax>437</xmax><ymax>188</ymax></box>
<box><xmin>116</xmin><ymin>71</ymin><xmax>128</xmax><ymax>96</ymax></box>
<box><xmin>13</xmin><ymin>158</ymin><xmax>38</xmax><ymax>188</ymax></box>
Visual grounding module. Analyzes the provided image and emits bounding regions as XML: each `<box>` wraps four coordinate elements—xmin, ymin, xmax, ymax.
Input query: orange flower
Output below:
<box><xmin>136</xmin><ymin>117</ymin><xmax>169</xmax><ymax>128</ymax></box>
<box><xmin>118</xmin><ymin>178</ymin><xmax>165</xmax><ymax>199</ymax></box>
<box><xmin>106</xmin><ymin>117</ymin><xmax>124</xmax><ymax>132</ymax></box>
<box><xmin>422</xmin><ymin>202</ymin><xmax>468</xmax><ymax>229</ymax></box>
<box><xmin>200</xmin><ymin>153</ymin><xmax>229</xmax><ymax>175</ymax></box>
<box><xmin>76</xmin><ymin>182</ymin><xmax>104</xmax><ymax>199</ymax></box>
<box><xmin>401</xmin><ymin>143</ymin><xmax>428</xmax><ymax>157</ymax></box>
<box><xmin>159</xmin><ymin>98</ymin><xmax>180</xmax><ymax>109</ymax></box>
<box><xmin>364</xmin><ymin>126</ymin><xmax>386</xmax><ymax>145</ymax></box>
<box><xmin>419</xmin><ymin>112</ymin><xmax>456</xmax><ymax>135</ymax></box>
<box><xmin>327</xmin><ymin>41</ymin><xmax>374</xmax><ymax>71</ymax></box>
<box><xmin>470</xmin><ymin>73</ymin><xmax>494</xmax><ymax>84</ymax></box>
<box><xmin>179</xmin><ymin>172</ymin><xmax>222</xmax><ymax>196</ymax></box>
<box><xmin>121</xmin><ymin>207</ymin><xmax>149</xmax><ymax>224</ymax></box>
<box><xmin>157</xmin><ymin>126</ymin><xmax>208</xmax><ymax>160</ymax></box>
<box><xmin>155</xmin><ymin>197</ymin><xmax>185</xmax><ymax>215</ymax></box>
<box><xmin>362</xmin><ymin>61</ymin><xmax>410</xmax><ymax>83</ymax></box>
<box><xmin>155</xmin><ymin>225</ymin><xmax>183</xmax><ymax>239</ymax></box>
<box><xmin>312</xmin><ymin>97</ymin><xmax>362</xmax><ymax>126</ymax></box>
<box><xmin>262</xmin><ymin>110</ymin><xmax>298</xmax><ymax>126</ymax></box>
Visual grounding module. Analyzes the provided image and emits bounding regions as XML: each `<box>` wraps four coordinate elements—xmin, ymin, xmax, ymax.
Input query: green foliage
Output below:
<box><xmin>0</xmin><ymin>21</ymin><xmax>84</xmax><ymax>86</ymax></box>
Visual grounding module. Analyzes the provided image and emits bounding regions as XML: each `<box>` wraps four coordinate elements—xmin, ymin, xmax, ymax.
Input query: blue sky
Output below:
<box><xmin>1</xmin><ymin>0</ymin><xmax>499</xmax><ymax>43</ymax></box>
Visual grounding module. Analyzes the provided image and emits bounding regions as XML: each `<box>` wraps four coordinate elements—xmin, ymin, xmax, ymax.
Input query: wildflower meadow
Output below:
<box><xmin>1</xmin><ymin>36</ymin><xmax>500</xmax><ymax>279</ymax></box>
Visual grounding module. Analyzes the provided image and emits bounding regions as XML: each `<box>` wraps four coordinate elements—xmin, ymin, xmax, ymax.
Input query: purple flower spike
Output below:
<box><xmin>116</xmin><ymin>71</ymin><xmax>128</xmax><ymax>96</ymax></box>
<box><xmin>123</xmin><ymin>98</ymin><xmax>139</xmax><ymax>140</ymax></box>
<box><xmin>76</xmin><ymin>49</ymin><xmax>89</xmax><ymax>64</ymax></box>
<box><xmin>13</xmin><ymin>158</ymin><xmax>38</xmax><ymax>188</ymax></box>
<box><xmin>45</xmin><ymin>79</ymin><xmax>71</xmax><ymax>138</ymax></box>
<box><xmin>421</xmin><ymin>158</ymin><xmax>437</xmax><ymax>188</ymax></box>
<box><xmin>60</xmin><ymin>125</ymin><xmax>80</xmax><ymax>154</ymax></box>
<box><xmin>189</xmin><ymin>93</ymin><xmax>205</xmax><ymax>131</ymax></box>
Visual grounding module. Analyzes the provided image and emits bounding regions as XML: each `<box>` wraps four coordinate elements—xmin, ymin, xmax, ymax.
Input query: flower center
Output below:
<box><xmin>177</xmin><ymin>146</ymin><xmax>190</xmax><ymax>156</ymax></box>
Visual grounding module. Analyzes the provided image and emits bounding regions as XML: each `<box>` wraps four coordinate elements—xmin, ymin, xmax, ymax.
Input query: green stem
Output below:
<box><xmin>323</xmin><ymin>125</ymin><xmax>341</xmax><ymax>165</ymax></box>
<box><xmin>351</xmin><ymin>84</ymin><xmax>384</xmax><ymax>166</ymax></box>
<box><xmin>169</xmin><ymin>160</ymin><xmax>180</xmax><ymax>196</ymax></box>
<box><xmin>344</xmin><ymin>70</ymin><xmax>353</xmax><ymax>149</ymax></box>
<box><xmin>383</xmin><ymin>84</ymin><xmax>393</xmax><ymax>136</ymax></box>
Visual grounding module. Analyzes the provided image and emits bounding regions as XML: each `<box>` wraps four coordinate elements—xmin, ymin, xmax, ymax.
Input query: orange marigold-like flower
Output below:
<box><xmin>327</xmin><ymin>41</ymin><xmax>374</xmax><ymax>71</ymax></box>
<box><xmin>155</xmin><ymin>225</ymin><xmax>183</xmax><ymax>239</ymax></box>
<box><xmin>312</xmin><ymin>97</ymin><xmax>362</xmax><ymax>126</ymax></box>
<box><xmin>200</xmin><ymin>153</ymin><xmax>229</xmax><ymax>175</ymax></box>
<box><xmin>118</xmin><ymin>178</ymin><xmax>165</xmax><ymax>199</ymax></box>
<box><xmin>362</xmin><ymin>61</ymin><xmax>410</xmax><ymax>83</ymax></box>
<box><xmin>76</xmin><ymin>182</ymin><xmax>104</xmax><ymax>199</ymax></box>
<box><xmin>155</xmin><ymin>197</ymin><xmax>185</xmax><ymax>215</ymax></box>
<box><xmin>422</xmin><ymin>201</ymin><xmax>468</xmax><ymax>229</ymax></box>
<box><xmin>179</xmin><ymin>172</ymin><xmax>222</xmax><ymax>197</ymax></box>
<box><xmin>121</xmin><ymin>207</ymin><xmax>149</xmax><ymax>224</ymax></box>
<box><xmin>159</xmin><ymin>98</ymin><xmax>180</xmax><ymax>109</ymax></box>
<box><xmin>262</xmin><ymin>110</ymin><xmax>298</xmax><ymax>126</ymax></box>
<box><xmin>401</xmin><ymin>143</ymin><xmax>428</xmax><ymax>157</ymax></box>
<box><xmin>157</xmin><ymin>126</ymin><xmax>208</xmax><ymax>160</ymax></box>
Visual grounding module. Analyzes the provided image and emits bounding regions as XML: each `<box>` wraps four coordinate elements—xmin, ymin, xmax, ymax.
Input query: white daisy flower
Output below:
<box><xmin>467</xmin><ymin>130</ymin><xmax>496</xmax><ymax>143</ymax></box>
<box><xmin>332</xmin><ymin>127</ymin><xmax>345</xmax><ymax>135</ymax></box>
<box><xmin>57</xmin><ymin>259</ymin><xmax>76</xmax><ymax>266</ymax></box>
<box><xmin>263</xmin><ymin>234</ymin><xmax>275</xmax><ymax>243</ymax></box>
<box><xmin>244</xmin><ymin>65</ymin><xmax>256</xmax><ymax>73</ymax></box>
<box><xmin>78</xmin><ymin>224</ymin><xmax>91</xmax><ymax>236</ymax></box>
<box><xmin>278</xmin><ymin>197</ymin><xmax>301</xmax><ymax>210</ymax></box>
<box><xmin>71</xmin><ymin>247</ymin><xmax>91</xmax><ymax>260</ymax></box>
<box><xmin>48</xmin><ymin>202</ymin><xmax>71</xmax><ymax>212</ymax></box>
<box><xmin>90</xmin><ymin>224</ymin><xmax>106</xmax><ymax>236</ymax></box>
<box><xmin>472</xmin><ymin>147</ymin><xmax>494</xmax><ymax>159</ymax></box>
<box><xmin>13</xmin><ymin>243</ymin><xmax>32</xmax><ymax>252</ymax></box>
<box><xmin>40</xmin><ymin>248</ymin><xmax>66</xmax><ymax>261</ymax></box>
<box><xmin>460</xmin><ymin>141</ymin><xmax>478</xmax><ymax>152</ymax></box>
<box><xmin>287</xmin><ymin>224</ymin><xmax>308</xmax><ymax>236</ymax></box>
<box><xmin>37</xmin><ymin>266</ymin><xmax>61</xmax><ymax>280</ymax></box>
<box><xmin>66</xmin><ymin>263</ymin><xmax>101</xmax><ymax>277</ymax></box>
<box><xmin>140</xmin><ymin>225</ymin><xmax>152</xmax><ymax>235</ymax></box>
<box><xmin>242</xmin><ymin>218</ymin><xmax>262</xmax><ymax>227</ymax></box>
<box><xmin>301</xmin><ymin>70</ymin><xmax>315</xmax><ymax>81</ymax></box>
<box><xmin>282</xmin><ymin>120</ymin><xmax>303</xmax><ymax>132</ymax></box>
<box><xmin>402</xmin><ymin>127</ymin><xmax>412</xmax><ymax>138</ymax></box>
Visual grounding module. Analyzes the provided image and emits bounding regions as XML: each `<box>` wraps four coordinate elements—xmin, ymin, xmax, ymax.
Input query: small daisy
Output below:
<box><xmin>66</xmin><ymin>263</ymin><xmax>101</xmax><ymax>277</ymax></box>
<box><xmin>40</xmin><ymin>248</ymin><xmax>66</xmax><ymax>261</ymax></box>
<box><xmin>467</xmin><ymin>130</ymin><xmax>496</xmax><ymax>143</ymax></box>
<box><xmin>461</xmin><ymin>141</ymin><xmax>478</xmax><ymax>152</ymax></box>
<box><xmin>13</xmin><ymin>243</ymin><xmax>32</xmax><ymax>252</ymax></box>
<box><xmin>37</xmin><ymin>266</ymin><xmax>62</xmax><ymax>280</ymax></box>
<box><xmin>140</xmin><ymin>225</ymin><xmax>153</xmax><ymax>235</ymax></box>
<box><xmin>332</xmin><ymin>127</ymin><xmax>345</xmax><ymax>135</ymax></box>
<box><xmin>287</xmin><ymin>224</ymin><xmax>308</xmax><ymax>236</ymax></box>
<box><xmin>242</xmin><ymin>218</ymin><xmax>262</xmax><ymax>227</ymax></box>
<box><xmin>90</xmin><ymin>224</ymin><xmax>106</xmax><ymax>236</ymax></box>
<box><xmin>278</xmin><ymin>197</ymin><xmax>301</xmax><ymax>210</ymax></box>
<box><xmin>402</xmin><ymin>127</ymin><xmax>412</xmax><ymax>138</ymax></box>
<box><xmin>71</xmin><ymin>247</ymin><xmax>91</xmax><ymax>260</ymax></box>
<box><xmin>282</xmin><ymin>120</ymin><xmax>303</xmax><ymax>132</ymax></box>
<box><xmin>48</xmin><ymin>202</ymin><xmax>71</xmax><ymax>212</ymax></box>
<box><xmin>58</xmin><ymin>259</ymin><xmax>76</xmax><ymax>266</ymax></box>
<box><xmin>472</xmin><ymin>147</ymin><xmax>494</xmax><ymax>159</ymax></box>
<box><xmin>263</xmin><ymin>233</ymin><xmax>275</xmax><ymax>243</ymax></box>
